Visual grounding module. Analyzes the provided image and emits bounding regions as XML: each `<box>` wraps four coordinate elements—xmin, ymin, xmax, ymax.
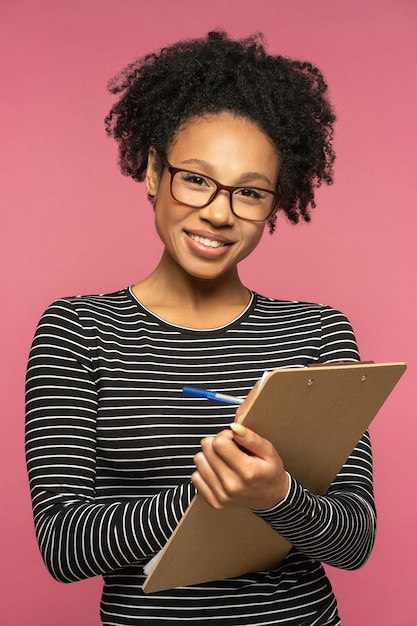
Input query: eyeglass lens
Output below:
<box><xmin>171</xmin><ymin>170</ymin><xmax>275</xmax><ymax>221</ymax></box>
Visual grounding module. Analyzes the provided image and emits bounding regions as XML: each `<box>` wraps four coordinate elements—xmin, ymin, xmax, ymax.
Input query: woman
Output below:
<box><xmin>25</xmin><ymin>31</ymin><xmax>376</xmax><ymax>625</ymax></box>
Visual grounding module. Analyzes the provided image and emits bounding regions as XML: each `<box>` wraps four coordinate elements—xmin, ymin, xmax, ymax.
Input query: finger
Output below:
<box><xmin>195</xmin><ymin>434</ymin><xmax>252</xmax><ymax>500</ymax></box>
<box><xmin>197</xmin><ymin>433</ymin><xmax>241</xmax><ymax>481</ymax></box>
<box><xmin>191</xmin><ymin>469</ymin><xmax>225</xmax><ymax>509</ymax></box>
<box><xmin>192</xmin><ymin>443</ymin><xmax>235</xmax><ymax>508</ymax></box>
<box><xmin>205</xmin><ymin>429</ymin><xmax>252</xmax><ymax>472</ymax></box>
<box><xmin>229</xmin><ymin>423</ymin><xmax>275</xmax><ymax>460</ymax></box>
<box><xmin>194</xmin><ymin>443</ymin><xmax>226</xmax><ymax>489</ymax></box>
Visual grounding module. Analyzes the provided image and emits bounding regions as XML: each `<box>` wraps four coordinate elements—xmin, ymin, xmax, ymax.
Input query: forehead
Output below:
<box><xmin>167</xmin><ymin>112</ymin><xmax>280</xmax><ymax>181</ymax></box>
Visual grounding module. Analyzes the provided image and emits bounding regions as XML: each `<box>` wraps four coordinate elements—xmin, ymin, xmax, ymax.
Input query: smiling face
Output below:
<box><xmin>146</xmin><ymin>112</ymin><xmax>280</xmax><ymax>284</ymax></box>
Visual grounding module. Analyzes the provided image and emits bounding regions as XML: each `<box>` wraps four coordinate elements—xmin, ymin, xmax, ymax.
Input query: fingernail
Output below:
<box><xmin>230</xmin><ymin>422</ymin><xmax>246</xmax><ymax>437</ymax></box>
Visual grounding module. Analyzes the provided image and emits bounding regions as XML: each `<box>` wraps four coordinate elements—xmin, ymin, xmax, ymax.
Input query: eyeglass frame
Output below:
<box><xmin>159</xmin><ymin>154</ymin><xmax>279</xmax><ymax>222</ymax></box>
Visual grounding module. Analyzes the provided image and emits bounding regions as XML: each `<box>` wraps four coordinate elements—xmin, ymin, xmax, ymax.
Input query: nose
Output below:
<box><xmin>198</xmin><ymin>189</ymin><xmax>235</xmax><ymax>227</ymax></box>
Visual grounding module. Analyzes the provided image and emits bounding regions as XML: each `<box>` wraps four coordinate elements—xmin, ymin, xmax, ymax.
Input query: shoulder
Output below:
<box><xmin>252</xmin><ymin>293</ymin><xmax>358</xmax><ymax>357</ymax></box>
<box><xmin>38</xmin><ymin>288</ymin><xmax>134</xmax><ymax>323</ymax></box>
<box><xmin>32</xmin><ymin>288</ymin><xmax>140</xmax><ymax>345</ymax></box>
<box><xmin>253</xmin><ymin>293</ymin><xmax>349</xmax><ymax>320</ymax></box>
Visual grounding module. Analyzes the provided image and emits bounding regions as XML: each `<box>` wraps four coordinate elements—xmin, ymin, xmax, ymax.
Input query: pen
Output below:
<box><xmin>182</xmin><ymin>386</ymin><xmax>245</xmax><ymax>405</ymax></box>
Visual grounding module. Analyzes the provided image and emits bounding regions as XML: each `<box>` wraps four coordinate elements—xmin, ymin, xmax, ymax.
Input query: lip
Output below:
<box><xmin>184</xmin><ymin>229</ymin><xmax>235</xmax><ymax>258</ymax></box>
<box><xmin>184</xmin><ymin>229</ymin><xmax>234</xmax><ymax>245</ymax></box>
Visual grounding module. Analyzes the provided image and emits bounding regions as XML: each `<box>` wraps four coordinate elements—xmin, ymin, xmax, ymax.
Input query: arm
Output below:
<box><xmin>192</xmin><ymin>305</ymin><xmax>376</xmax><ymax>570</ymax></box>
<box><xmin>193</xmin><ymin>424</ymin><xmax>375</xmax><ymax>570</ymax></box>
<box><xmin>25</xmin><ymin>300</ymin><xmax>196</xmax><ymax>583</ymax></box>
<box><xmin>254</xmin><ymin>430</ymin><xmax>376</xmax><ymax>570</ymax></box>
<box><xmin>265</xmin><ymin>305</ymin><xmax>376</xmax><ymax>568</ymax></box>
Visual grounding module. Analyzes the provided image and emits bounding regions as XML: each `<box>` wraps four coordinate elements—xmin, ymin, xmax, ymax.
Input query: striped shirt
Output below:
<box><xmin>25</xmin><ymin>288</ymin><xmax>376</xmax><ymax>625</ymax></box>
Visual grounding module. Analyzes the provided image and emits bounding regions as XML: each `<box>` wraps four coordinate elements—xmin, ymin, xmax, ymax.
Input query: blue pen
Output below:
<box><xmin>182</xmin><ymin>386</ymin><xmax>245</xmax><ymax>405</ymax></box>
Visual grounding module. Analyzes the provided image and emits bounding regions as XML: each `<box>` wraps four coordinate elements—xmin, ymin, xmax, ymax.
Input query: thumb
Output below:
<box><xmin>230</xmin><ymin>422</ymin><xmax>268</xmax><ymax>458</ymax></box>
<box><xmin>230</xmin><ymin>422</ymin><xmax>247</xmax><ymax>437</ymax></box>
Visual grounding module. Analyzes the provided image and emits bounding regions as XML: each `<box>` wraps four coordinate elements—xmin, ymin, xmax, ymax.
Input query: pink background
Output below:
<box><xmin>1</xmin><ymin>1</ymin><xmax>416</xmax><ymax>624</ymax></box>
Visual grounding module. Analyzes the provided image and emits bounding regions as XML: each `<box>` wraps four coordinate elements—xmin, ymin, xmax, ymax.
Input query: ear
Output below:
<box><xmin>146</xmin><ymin>147</ymin><xmax>161</xmax><ymax>197</ymax></box>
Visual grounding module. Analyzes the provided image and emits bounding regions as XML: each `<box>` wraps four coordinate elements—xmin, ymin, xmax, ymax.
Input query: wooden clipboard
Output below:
<box><xmin>142</xmin><ymin>362</ymin><xmax>406</xmax><ymax>593</ymax></box>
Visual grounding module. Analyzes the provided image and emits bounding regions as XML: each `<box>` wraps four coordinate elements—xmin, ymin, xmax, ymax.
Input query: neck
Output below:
<box><xmin>132</xmin><ymin>252</ymin><xmax>251</xmax><ymax>329</ymax></box>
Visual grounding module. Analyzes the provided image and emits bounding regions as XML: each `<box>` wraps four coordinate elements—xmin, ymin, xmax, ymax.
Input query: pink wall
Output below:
<box><xmin>2</xmin><ymin>1</ymin><xmax>416</xmax><ymax>624</ymax></box>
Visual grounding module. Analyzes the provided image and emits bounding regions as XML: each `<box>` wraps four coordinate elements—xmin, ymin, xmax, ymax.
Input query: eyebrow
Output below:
<box><xmin>180</xmin><ymin>158</ymin><xmax>274</xmax><ymax>187</ymax></box>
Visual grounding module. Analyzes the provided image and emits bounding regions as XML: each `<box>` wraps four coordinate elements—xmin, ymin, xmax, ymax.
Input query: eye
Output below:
<box><xmin>179</xmin><ymin>172</ymin><xmax>211</xmax><ymax>188</ymax></box>
<box><xmin>236</xmin><ymin>187</ymin><xmax>265</xmax><ymax>201</ymax></box>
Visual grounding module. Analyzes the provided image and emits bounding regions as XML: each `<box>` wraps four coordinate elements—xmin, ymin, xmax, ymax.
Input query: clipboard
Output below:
<box><xmin>142</xmin><ymin>361</ymin><xmax>406</xmax><ymax>593</ymax></box>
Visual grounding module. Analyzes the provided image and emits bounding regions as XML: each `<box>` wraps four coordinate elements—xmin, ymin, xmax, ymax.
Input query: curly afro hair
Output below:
<box><xmin>105</xmin><ymin>30</ymin><xmax>336</xmax><ymax>231</ymax></box>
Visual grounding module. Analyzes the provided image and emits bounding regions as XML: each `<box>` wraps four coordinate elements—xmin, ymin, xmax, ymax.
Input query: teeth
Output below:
<box><xmin>188</xmin><ymin>233</ymin><xmax>225</xmax><ymax>248</ymax></box>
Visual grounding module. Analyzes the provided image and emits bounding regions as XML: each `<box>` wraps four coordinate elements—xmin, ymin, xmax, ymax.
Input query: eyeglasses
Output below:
<box><xmin>160</xmin><ymin>154</ymin><xmax>278</xmax><ymax>222</ymax></box>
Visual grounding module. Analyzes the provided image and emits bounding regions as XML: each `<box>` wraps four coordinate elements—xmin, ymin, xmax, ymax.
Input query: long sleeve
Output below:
<box><xmin>254</xmin><ymin>306</ymin><xmax>376</xmax><ymax>570</ymax></box>
<box><xmin>25</xmin><ymin>300</ymin><xmax>196</xmax><ymax>583</ymax></box>
<box><xmin>255</xmin><ymin>431</ymin><xmax>376</xmax><ymax>569</ymax></box>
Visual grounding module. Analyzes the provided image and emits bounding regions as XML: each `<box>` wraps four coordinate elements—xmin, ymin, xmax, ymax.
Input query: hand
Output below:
<box><xmin>192</xmin><ymin>422</ymin><xmax>289</xmax><ymax>511</ymax></box>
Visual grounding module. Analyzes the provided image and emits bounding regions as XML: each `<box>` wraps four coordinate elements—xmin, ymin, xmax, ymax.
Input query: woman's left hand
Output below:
<box><xmin>192</xmin><ymin>423</ymin><xmax>289</xmax><ymax>511</ymax></box>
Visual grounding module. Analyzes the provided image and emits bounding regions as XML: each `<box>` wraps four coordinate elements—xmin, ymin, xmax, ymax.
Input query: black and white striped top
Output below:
<box><xmin>25</xmin><ymin>288</ymin><xmax>376</xmax><ymax>625</ymax></box>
